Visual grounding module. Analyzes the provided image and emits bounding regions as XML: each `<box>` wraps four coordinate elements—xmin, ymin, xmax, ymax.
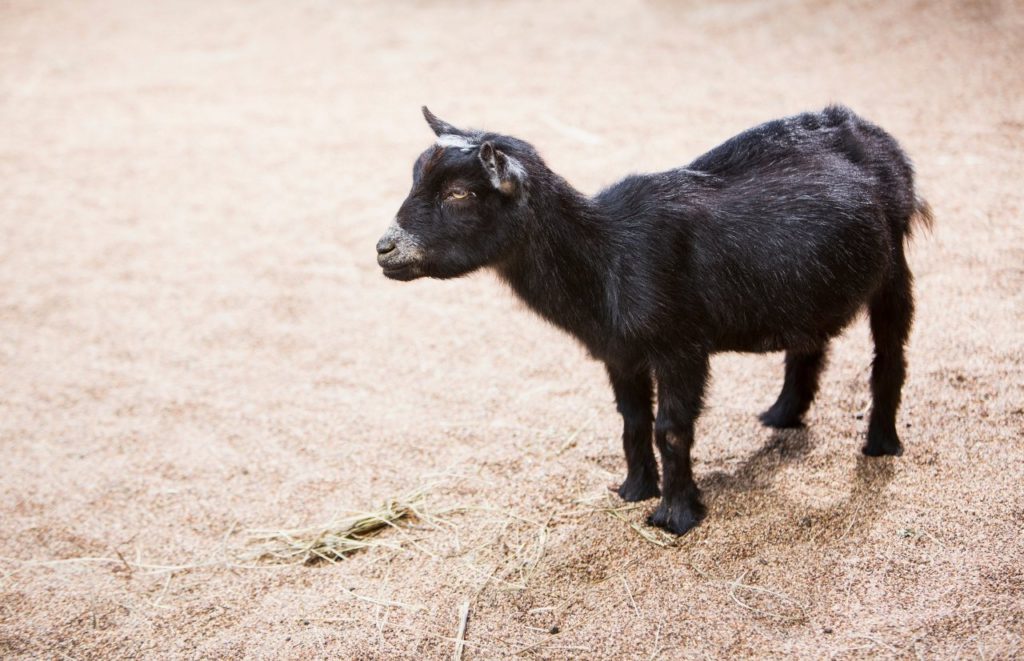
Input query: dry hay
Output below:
<box><xmin>242</xmin><ymin>487</ymin><xmax>435</xmax><ymax>565</ymax></box>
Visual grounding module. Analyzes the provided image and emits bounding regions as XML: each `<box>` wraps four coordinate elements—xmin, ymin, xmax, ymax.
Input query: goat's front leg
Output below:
<box><xmin>649</xmin><ymin>353</ymin><xmax>709</xmax><ymax>535</ymax></box>
<box><xmin>606</xmin><ymin>363</ymin><xmax>659</xmax><ymax>502</ymax></box>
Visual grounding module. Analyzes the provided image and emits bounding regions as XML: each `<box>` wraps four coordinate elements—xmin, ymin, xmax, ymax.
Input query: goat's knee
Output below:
<box><xmin>648</xmin><ymin>357</ymin><xmax>708</xmax><ymax>534</ymax></box>
<box><xmin>651</xmin><ymin>415</ymin><xmax>704</xmax><ymax>534</ymax></box>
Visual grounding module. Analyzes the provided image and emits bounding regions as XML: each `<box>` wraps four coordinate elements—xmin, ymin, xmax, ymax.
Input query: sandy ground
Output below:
<box><xmin>1</xmin><ymin>0</ymin><xmax>1022</xmax><ymax>658</ymax></box>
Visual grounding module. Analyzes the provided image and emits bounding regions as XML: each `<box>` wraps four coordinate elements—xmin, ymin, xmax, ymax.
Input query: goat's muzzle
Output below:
<box><xmin>376</xmin><ymin>222</ymin><xmax>424</xmax><ymax>281</ymax></box>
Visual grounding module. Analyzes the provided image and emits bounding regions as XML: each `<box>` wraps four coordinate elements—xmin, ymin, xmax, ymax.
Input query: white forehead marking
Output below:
<box><xmin>436</xmin><ymin>134</ymin><xmax>476</xmax><ymax>151</ymax></box>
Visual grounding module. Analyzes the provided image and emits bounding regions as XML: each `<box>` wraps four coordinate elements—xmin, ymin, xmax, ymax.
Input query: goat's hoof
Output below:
<box><xmin>647</xmin><ymin>499</ymin><xmax>705</xmax><ymax>536</ymax></box>
<box><xmin>862</xmin><ymin>434</ymin><xmax>903</xmax><ymax>457</ymax></box>
<box><xmin>758</xmin><ymin>408</ymin><xmax>805</xmax><ymax>429</ymax></box>
<box><xmin>615</xmin><ymin>476</ymin><xmax>660</xmax><ymax>502</ymax></box>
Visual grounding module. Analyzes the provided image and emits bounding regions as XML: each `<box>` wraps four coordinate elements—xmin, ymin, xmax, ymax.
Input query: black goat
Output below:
<box><xmin>376</xmin><ymin>106</ymin><xmax>931</xmax><ymax>535</ymax></box>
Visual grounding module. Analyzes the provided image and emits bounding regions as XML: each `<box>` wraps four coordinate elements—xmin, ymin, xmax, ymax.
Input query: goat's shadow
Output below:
<box><xmin>695</xmin><ymin>427</ymin><xmax>896</xmax><ymax>549</ymax></box>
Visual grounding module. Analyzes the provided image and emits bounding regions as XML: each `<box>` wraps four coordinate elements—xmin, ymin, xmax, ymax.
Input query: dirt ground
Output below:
<box><xmin>1</xmin><ymin>0</ymin><xmax>1022</xmax><ymax>658</ymax></box>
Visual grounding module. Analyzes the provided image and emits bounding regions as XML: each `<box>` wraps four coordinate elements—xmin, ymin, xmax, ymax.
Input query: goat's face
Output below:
<box><xmin>377</xmin><ymin>108</ymin><xmax>530</xmax><ymax>281</ymax></box>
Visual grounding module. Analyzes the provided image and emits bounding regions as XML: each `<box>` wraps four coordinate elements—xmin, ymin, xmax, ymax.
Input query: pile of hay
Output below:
<box><xmin>243</xmin><ymin>489</ymin><xmax>430</xmax><ymax>564</ymax></box>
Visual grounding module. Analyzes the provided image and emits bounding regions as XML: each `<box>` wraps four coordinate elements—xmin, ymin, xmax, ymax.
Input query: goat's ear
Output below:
<box><xmin>422</xmin><ymin>106</ymin><xmax>463</xmax><ymax>137</ymax></box>
<box><xmin>478</xmin><ymin>141</ymin><xmax>525</xmax><ymax>195</ymax></box>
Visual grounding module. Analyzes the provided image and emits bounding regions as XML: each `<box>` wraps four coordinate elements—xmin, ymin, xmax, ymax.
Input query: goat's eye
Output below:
<box><xmin>446</xmin><ymin>188</ymin><xmax>473</xmax><ymax>201</ymax></box>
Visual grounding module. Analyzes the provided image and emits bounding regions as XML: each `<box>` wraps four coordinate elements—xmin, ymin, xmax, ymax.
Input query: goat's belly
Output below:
<box><xmin>709</xmin><ymin>292</ymin><xmax>867</xmax><ymax>354</ymax></box>
<box><xmin>694</xmin><ymin>227</ymin><xmax>887</xmax><ymax>354</ymax></box>
<box><xmin>713</xmin><ymin>329</ymin><xmax>832</xmax><ymax>354</ymax></box>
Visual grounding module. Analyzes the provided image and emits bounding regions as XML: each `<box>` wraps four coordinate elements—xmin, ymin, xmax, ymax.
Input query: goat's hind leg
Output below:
<box><xmin>864</xmin><ymin>254</ymin><xmax>914</xmax><ymax>457</ymax></box>
<box><xmin>607</xmin><ymin>364</ymin><xmax>659</xmax><ymax>502</ymax></box>
<box><xmin>760</xmin><ymin>347</ymin><xmax>828</xmax><ymax>429</ymax></box>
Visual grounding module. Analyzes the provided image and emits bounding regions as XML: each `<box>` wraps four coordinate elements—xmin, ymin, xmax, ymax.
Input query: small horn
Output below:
<box><xmin>422</xmin><ymin>106</ymin><xmax>463</xmax><ymax>137</ymax></box>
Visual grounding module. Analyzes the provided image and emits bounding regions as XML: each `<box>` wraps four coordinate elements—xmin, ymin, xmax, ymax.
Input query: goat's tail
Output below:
<box><xmin>905</xmin><ymin>193</ymin><xmax>934</xmax><ymax>239</ymax></box>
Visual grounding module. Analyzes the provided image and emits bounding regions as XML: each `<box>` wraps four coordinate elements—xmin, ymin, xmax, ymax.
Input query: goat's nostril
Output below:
<box><xmin>376</xmin><ymin>239</ymin><xmax>397</xmax><ymax>255</ymax></box>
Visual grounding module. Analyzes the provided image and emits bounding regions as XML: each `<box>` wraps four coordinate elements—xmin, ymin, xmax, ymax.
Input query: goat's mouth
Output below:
<box><xmin>377</xmin><ymin>246</ymin><xmax>425</xmax><ymax>281</ymax></box>
<box><xmin>380</xmin><ymin>261</ymin><xmax>423</xmax><ymax>281</ymax></box>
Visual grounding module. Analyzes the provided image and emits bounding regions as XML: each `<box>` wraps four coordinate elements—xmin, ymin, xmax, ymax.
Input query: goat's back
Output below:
<box><xmin>600</xmin><ymin>106</ymin><xmax>920</xmax><ymax>353</ymax></box>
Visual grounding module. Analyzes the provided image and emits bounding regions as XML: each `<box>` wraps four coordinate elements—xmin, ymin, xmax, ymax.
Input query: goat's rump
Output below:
<box><xmin>617</xmin><ymin>106</ymin><xmax>925</xmax><ymax>352</ymax></box>
<box><xmin>688</xmin><ymin>104</ymin><xmax>924</xmax><ymax>234</ymax></box>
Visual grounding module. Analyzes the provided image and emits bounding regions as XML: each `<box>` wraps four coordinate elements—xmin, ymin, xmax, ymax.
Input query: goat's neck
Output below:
<box><xmin>495</xmin><ymin>178</ymin><xmax>614</xmax><ymax>344</ymax></box>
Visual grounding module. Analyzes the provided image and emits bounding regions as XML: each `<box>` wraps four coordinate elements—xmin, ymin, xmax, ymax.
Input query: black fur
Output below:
<box><xmin>377</xmin><ymin>105</ymin><xmax>931</xmax><ymax>535</ymax></box>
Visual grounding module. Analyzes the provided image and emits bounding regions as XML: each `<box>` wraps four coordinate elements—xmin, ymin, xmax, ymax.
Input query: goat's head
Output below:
<box><xmin>376</xmin><ymin>107</ymin><xmax>533</xmax><ymax>281</ymax></box>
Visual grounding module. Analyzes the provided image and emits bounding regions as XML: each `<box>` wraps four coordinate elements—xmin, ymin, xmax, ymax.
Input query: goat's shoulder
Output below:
<box><xmin>594</xmin><ymin>169</ymin><xmax>710</xmax><ymax>221</ymax></box>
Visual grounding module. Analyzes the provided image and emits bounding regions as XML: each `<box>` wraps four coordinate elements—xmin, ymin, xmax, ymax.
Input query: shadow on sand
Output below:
<box><xmin>695</xmin><ymin>427</ymin><xmax>897</xmax><ymax>549</ymax></box>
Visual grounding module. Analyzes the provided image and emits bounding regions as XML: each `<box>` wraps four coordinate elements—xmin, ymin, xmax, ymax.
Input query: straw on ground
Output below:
<box><xmin>243</xmin><ymin>488</ymin><xmax>433</xmax><ymax>564</ymax></box>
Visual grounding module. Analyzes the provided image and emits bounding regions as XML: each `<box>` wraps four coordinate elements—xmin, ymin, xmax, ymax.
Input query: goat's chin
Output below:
<box><xmin>381</xmin><ymin>264</ymin><xmax>424</xmax><ymax>281</ymax></box>
<box><xmin>424</xmin><ymin>257</ymin><xmax>493</xmax><ymax>280</ymax></box>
